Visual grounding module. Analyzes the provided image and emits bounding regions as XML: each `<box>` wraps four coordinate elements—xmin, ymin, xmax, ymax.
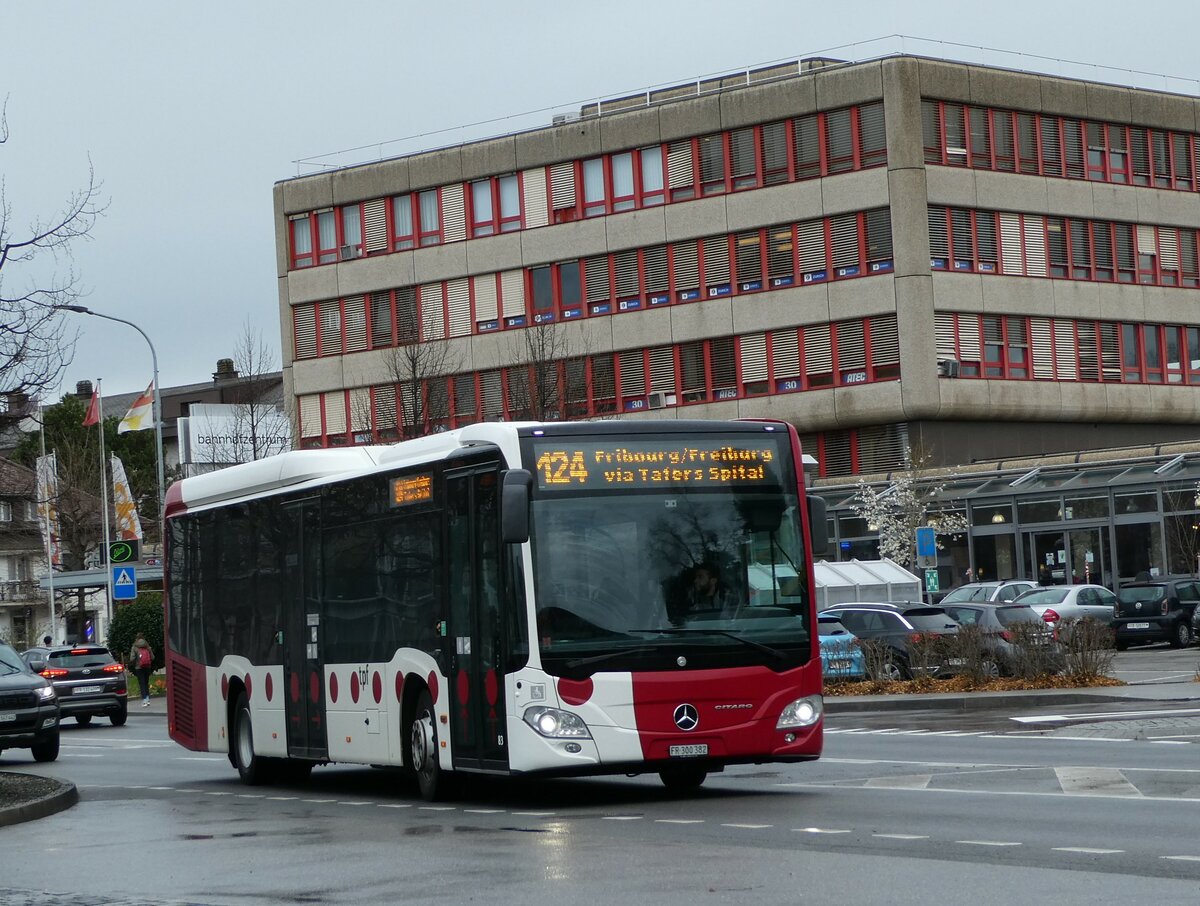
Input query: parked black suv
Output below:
<box><xmin>1113</xmin><ymin>578</ymin><xmax>1200</xmax><ymax>649</ymax></box>
<box><xmin>0</xmin><ymin>641</ymin><xmax>60</xmax><ymax>762</ymax></box>
<box><xmin>818</xmin><ymin>602</ymin><xmax>961</xmax><ymax>680</ymax></box>
<box><xmin>22</xmin><ymin>645</ymin><xmax>128</xmax><ymax>726</ymax></box>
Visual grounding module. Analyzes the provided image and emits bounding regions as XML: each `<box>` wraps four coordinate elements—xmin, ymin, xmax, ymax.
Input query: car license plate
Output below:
<box><xmin>669</xmin><ymin>744</ymin><xmax>708</xmax><ymax>757</ymax></box>
<box><xmin>946</xmin><ymin>658</ymin><xmax>965</xmax><ymax>666</ymax></box>
<box><xmin>0</xmin><ymin>712</ymin><xmax>15</xmax><ymax>723</ymax></box>
<box><xmin>74</xmin><ymin>685</ymin><xmax>103</xmax><ymax>694</ymax></box>
<box><xmin>1126</xmin><ymin>622</ymin><xmax>1150</xmax><ymax>630</ymax></box>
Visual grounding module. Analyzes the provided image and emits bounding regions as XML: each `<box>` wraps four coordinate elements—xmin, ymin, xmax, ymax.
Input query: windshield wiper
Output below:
<box><xmin>630</xmin><ymin>628</ymin><xmax>788</xmax><ymax>661</ymax></box>
<box><xmin>563</xmin><ymin>645</ymin><xmax>661</xmax><ymax>670</ymax></box>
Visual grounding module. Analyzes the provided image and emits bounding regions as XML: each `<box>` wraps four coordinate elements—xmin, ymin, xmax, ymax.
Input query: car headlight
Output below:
<box><xmin>523</xmin><ymin>706</ymin><xmax>591</xmax><ymax>739</ymax></box>
<box><xmin>36</xmin><ymin>684</ymin><xmax>57</xmax><ymax>701</ymax></box>
<box><xmin>776</xmin><ymin>695</ymin><xmax>822</xmax><ymax>729</ymax></box>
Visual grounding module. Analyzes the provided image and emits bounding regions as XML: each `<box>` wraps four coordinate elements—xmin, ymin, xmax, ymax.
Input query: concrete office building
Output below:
<box><xmin>273</xmin><ymin>53</ymin><xmax>1200</xmax><ymax>588</ymax></box>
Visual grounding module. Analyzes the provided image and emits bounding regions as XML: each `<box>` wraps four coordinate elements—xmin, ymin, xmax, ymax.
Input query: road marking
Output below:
<box><xmin>1161</xmin><ymin>855</ymin><xmax>1200</xmax><ymax>862</ymax></box>
<box><xmin>1012</xmin><ymin>707</ymin><xmax>1200</xmax><ymax>724</ymax></box>
<box><xmin>266</xmin><ymin>796</ymin><xmax>298</xmax><ymax>801</ymax></box>
<box><xmin>957</xmin><ymin>840</ymin><xmax>1022</xmax><ymax>847</ymax></box>
<box><xmin>602</xmin><ymin>816</ymin><xmax>643</xmax><ymax>821</ymax></box>
<box><xmin>1055</xmin><ymin>766</ymin><xmax>1142</xmax><ymax>797</ymax></box>
<box><xmin>236</xmin><ymin>794</ymin><xmax>265</xmax><ymax>799</ymax></box>
<box><xmin>1053</xmin><ymin>847</ymin><xmax>1124</xmax><ymax>854</ymax></box>
<box><xmin>1150</xmin><ymin>740</ymin><xmax>1191</xmax><ymax>745</ymax></box>
<box><xmin>60</xmin><ymin>753</ymin><xmax>104</xmax><ymax>758</ymax></box>
<box><xmin>418</xmin><ymin>806</ymin><xmax>455</xmax><ymax>811</ymax></box>
<box><xmin>656</xmin><ymin>819</ymin><xmax>704</xmax><ymax>824</ymax></box>
<box><xmin>463</xmin><ymin>809</ymin><xmax>504</xmax><ymax>814</ymax></box>
<box><xmin>339</xmin><ymin>801</ymin><xmax>373</xmax><ymax>806</ymax></box>
<box><xmin>511</xmin><ymin>811</ymin><xmax>555</xmax><ymax>816</ymax></box>
<box><xmin>203</xmin><ymin>791</ymin><xmax>232</xmax><ymax>796</ymax></box>
<box><xmin>147</xmin><ymin>786</ymin><xmax>175</xmax><ymax>791</ymax></box>
<box><xmin>302</xmin><ymin>799</ymin><xmax>336</xmax><ymax>803</ymax></box>
<box><xmin>779</xmin><ymin>782</ymin><xmax>1200</xmax><ymax>805</ymax></box>
<box><xmin>378</xmin><ymin>804</ymin><xmax>411</xmax><ymax>809</ymax></box>
<box><xmin>873</xmin><ymin>834</ymin><xmax>929</xmax><ymax>840</ymax></box>
<box><xmin>793</xmin><ymin>827</ymin><xmax>852</xmax><ymax>834</ymax></box>
<box><xmin>176</xmin><ymin>756</ymin><xmax>227</xmax><ymax>762</ymax></box>
<box><xmin>722</xmin><ymin>823</ymin><xmax>772</xmax><ymax>829</ymax></box>
<box><xmin>865</xmin><ymin>774</ymin><xmax>933</xmax><ymax>789</ymax></box>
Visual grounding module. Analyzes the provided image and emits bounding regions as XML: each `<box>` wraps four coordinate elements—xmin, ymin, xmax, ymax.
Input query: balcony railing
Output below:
<box><xmin>0</xmin><ymin>580</ymin><xmax>40</xmax><ymax>603</ymax></box>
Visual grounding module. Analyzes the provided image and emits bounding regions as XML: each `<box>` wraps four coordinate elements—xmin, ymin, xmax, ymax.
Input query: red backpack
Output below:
<box><xmin>137</xmin><ymin>646</ymin><xmax>152</xmax><ymax>669</ymax></box>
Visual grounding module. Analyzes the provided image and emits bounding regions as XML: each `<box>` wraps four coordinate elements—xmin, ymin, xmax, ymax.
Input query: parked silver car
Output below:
<box><xmin>940</xmin><ymin>580</ymin><xmax>1037</xmax><ymax>605</ymax></box>
<box><xmin>1012</xmin><ymin>584</ymin><xmax>1117</xmax><ymax>627</ymax></box>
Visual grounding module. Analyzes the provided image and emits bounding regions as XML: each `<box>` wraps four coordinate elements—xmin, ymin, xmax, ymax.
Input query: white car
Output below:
<box><xmin>1012</xmin><ymin>584</ymin><xmax>1117</xmax><ymax>627</ymax></box>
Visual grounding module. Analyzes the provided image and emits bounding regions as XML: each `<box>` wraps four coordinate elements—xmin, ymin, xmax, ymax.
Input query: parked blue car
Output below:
<box><xmin>818</xmin><ymin>614</ymin><xmax>867</xmax><ymax>681</ymax></box>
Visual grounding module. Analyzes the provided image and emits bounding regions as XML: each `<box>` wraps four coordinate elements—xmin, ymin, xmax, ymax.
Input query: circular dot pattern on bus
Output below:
<box><xmin>427</xmin><ymin>671</ymin><xmax>439</xmax><ymax>704</ymax></box>
<box><xmin>220</xmin><ymin>674</ymin><xmax>228</xmax><ymax>701</ymax></box>
<box><xmin>309</xmin><ymin>670</ymin><xmax>320</xmax><ymax>703</ymax></box>
<box><xmin>394</xmin><ymin>672</ymin><xmax>404</xmax><ymax>702</ymax></box>
<box><xmin>265</xmin><ymin>673</ymin><xmax>274</xmax><ymax>702</ymax></box>
<box><xmin>245</xmin><ymin>674</ymin><xmax>253</xmax><ymax>700</ymax></box>
<box><xmin>558</xmin><ymin>677</ymin><xmax>593</xmax><ymax>706</ymax></box>
<box><xmin>350</xmin><ymin>671</ymin><xmax>360</xmax><ymax>704</ymax></box>
<box><xmin>372</xmin><ymin>671</ymin><xmax>382</xmax><ymax>704</ymax></box>
<box><xmin>329</xmin><ymin>672</ymin><xmax>339</xmax><ymax>703</ymax></box>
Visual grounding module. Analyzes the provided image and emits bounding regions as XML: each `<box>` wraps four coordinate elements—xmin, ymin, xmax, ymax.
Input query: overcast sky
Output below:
<box><xmin>2</xmin><ymin>1</ymin><xmax>1196</xmax><ymax>399</ymax></box>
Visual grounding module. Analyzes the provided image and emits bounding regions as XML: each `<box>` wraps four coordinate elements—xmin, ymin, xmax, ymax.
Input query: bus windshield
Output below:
<box><xmin>528</xmin><ymin>468</ymin><xmax>809</xmax><ymax>676</ymax></box>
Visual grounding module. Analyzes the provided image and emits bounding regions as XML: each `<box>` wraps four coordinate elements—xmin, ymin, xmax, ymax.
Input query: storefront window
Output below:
<box><xmin>1114</xmin><ymin>492</ymin><xmax>1158</xmax><ymax>515</ymax></box>
<box><xmin>1114</xmin><ymin>522</ymin><xmax>1164</xmax><ymax>582</ymax></box>
<box><xmin>1018</xmin><ymin>497</ymin><xmax>1061</xmax><ymax>523</ymax></box>
<box><xmin>1063</xmin><ymin>495</ymin><xmax>1109</xmax><ymax>520</ymax></box>
<box><xmin>971</xmin><ymin>503</ymin><xmax>1013</xmax><ymax>526</ymax></box>
<box><xmin>971</xmin><ymin>533</ymin><xmax>1019</xmax><ymax>583</ymax></box>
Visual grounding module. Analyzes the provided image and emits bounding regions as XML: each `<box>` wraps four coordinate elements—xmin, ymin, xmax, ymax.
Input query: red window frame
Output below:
<box><xmin>468</xmin><ymin>174</ymin><xmax>523</xmax><ymax>237</ymax></box>
<box><xmin>417</xmin><ymin>188</ymin><xmax>443</xmax><ymax>247</ymax></box>
<box><xmin>290</xmin><ymin>214</ymin><xmax>314</xmax><ymax>269</ymax></box>
<box><xmin>528</xmin><ymin>260</ymin><xmax>583</xmax><ymax>322</ymax></box>
<box><xmin>392</xmin><ymin>193</ymin><xmax>417</xmax><ymax>250</ymax></box>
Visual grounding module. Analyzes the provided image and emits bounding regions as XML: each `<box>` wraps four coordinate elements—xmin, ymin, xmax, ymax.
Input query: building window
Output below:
<box><xmin>393</xmin><ymin>194</ymin><xmax>416</xmax><ymax>250</ymax></box>
<box><xmin>529</xmin><ymin>261</ymin><xmax>583</xmax><ymax>322</ymax></box>
<box><xmin>290</xmin><ymin>214</ymin><xmax>313</xmax><ymax>268</ymax></box>
<box><xmin>582</xmin><ymin>158</ymin><xmax>606</xmax><ymax>217</ymax></box>
<box><xmin>0</xmin><ymin>502</ymin><xmax>11</xmax><ymax>522</ymax></box>
<box><xmin>470</xmin><ymin>174</ymin><xmax>521</xmax><ymax>237</ymax></box>
<box><xmin>418</xmin><ymin>189</ymin><xmax>441</xmax><ymax>246</ymax></box>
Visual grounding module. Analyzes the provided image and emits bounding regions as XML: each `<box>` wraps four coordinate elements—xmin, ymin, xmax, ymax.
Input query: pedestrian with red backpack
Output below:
<box><xmin>129</xmin><ymin>635</ymin><xmax>155</xmax><ymax>707</ymax></box>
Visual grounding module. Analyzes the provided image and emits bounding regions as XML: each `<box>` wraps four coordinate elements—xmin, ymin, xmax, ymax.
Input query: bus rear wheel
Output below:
<box><xmin>232</xmin><ymin>692</ymin><xmax>272</xmax><ymax>785</ymax></box>
<box><xmin>659</xmin><ymin>765</ymin><xmax>708</xmax><ymax>791</ymax></box>
<box><xmin>410</xmin><ymin>689</ymin><xmax>445</xmax><ymax>801</ymax></box>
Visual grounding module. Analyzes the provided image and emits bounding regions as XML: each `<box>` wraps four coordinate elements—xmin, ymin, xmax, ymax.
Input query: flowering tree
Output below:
<box><xmin>849</xmin><ymin>448</ymin><xmax>968</xmax><ymax>569</ymax></box>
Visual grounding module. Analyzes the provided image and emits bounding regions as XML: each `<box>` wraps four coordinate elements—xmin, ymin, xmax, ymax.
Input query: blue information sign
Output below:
<box><xmin>915</xmin><ymin>527</ymin><xmax>937</xmax><ymax>558</ymax></box>
<box><xmin>112</xmin><ymin>566</ymin><xmax>137</xmax><ymax>601</ymax></box>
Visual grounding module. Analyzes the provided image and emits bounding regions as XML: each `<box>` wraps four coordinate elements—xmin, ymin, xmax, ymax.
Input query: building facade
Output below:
<box><xmin>273</xmin><ymin>54</ymin><xmax>1200</xmax><ymax>589</ymax></box>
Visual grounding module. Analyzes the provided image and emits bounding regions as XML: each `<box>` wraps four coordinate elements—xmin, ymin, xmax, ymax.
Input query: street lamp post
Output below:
<box><xmin>53</xmin><ymin>305</ymin><xmax>166</xmax><ymax>532</ymax></box>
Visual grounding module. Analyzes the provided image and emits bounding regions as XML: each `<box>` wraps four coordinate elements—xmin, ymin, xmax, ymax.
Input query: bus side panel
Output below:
<box><xmin>167</xmin><ymin>652</ymin><xmax>211</xmax><ymax>752</ymax></box>
<box><xmin>630</xmin><ymin>660</ymin><xmax>823</xmax><ymax>761</ymax></box>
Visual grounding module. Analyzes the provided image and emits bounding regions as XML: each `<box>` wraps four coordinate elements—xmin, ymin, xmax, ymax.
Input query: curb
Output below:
<box><xmin>0</xmin><ymin>774</ymin><xmax>79</xmax><ymax>828</ymax></box>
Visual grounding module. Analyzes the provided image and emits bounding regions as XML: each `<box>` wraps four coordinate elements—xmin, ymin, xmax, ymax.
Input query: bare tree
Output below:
<box><xmin>380</xmin><ymin>333</ymin><xmax>460</xmax><ymax>440</ymax></box>
<box><xmin>0</xmin><ymin>98</ymin><xmax>106</xmax><ymax>421</ymax></box>
<box><xmin>185</xmin><ymin>322</ymin><xmax>288</xmax><ymax>472</ymax></box>
<box><xmin>503</xmin><ymin>321</ymin><xmax>592</xmax><ymax>421</ymax></box>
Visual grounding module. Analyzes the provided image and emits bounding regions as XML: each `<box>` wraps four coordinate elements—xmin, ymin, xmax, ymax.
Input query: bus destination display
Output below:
<box><xmin>391</xmin><ymin>473</ymin><xmax>433</xmax><ymax>506</ymax></box>
<box><xmin>532</xmin><ymin>438</ymin><xmax>784</xmax><ymax>491</ymax></box>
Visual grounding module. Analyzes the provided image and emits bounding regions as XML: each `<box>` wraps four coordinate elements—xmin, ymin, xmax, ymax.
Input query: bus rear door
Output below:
<box><xmin>445</xmin><ymin>467</ymin><xmax>508</xmax><ymax>773</ymax></box>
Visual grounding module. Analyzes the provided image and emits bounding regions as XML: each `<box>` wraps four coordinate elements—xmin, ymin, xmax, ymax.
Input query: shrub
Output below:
<box><xmin>1059</xmin><ymin>617</ymin><xmax>1116</xmax><ymax>679</ymax></box>
<box><xmin>854</xmin><ymin>638</ymin><xmax>902</xmax><ymax>681</ymax></box>
<box><xmin>1002</xmin><ymin>619</ymin><xmax>1065</xmax><ymax>679</ymax></box>
<box><xmin>106</xmin><ymin>592</ymin><xmax>164</xmax><ymax>670</ymax></box>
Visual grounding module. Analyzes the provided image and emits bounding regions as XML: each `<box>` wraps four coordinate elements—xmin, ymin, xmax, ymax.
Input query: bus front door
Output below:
<box><xmin>445</xmin><ymin>467</ymin><xmax>508</xmax><ymax>773</ymax></box>
<box><xmin>282</xmin><ymin>498</ymin><xmax>328</xmax><ymax>760</ymax></box>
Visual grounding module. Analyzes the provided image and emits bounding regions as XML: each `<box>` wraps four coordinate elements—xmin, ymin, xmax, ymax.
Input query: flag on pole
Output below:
<box><xmin>118</xmin><ymin>382</ymin><xmax>155</xmax><ymax>433</ymax></box>
<box><xmin>35</xmin><ymin>453</ymin><xmax>63</xmax><ymax>568</ymax></box>
<box><xmin>110</xmin><ymin>455</ymin><xmax>143</xmax><ymax>541</ymax></box>
<box><xmin>82</xmin><ymin>387</ymin><xmax>101</xmax><ymax>427</ymax></box>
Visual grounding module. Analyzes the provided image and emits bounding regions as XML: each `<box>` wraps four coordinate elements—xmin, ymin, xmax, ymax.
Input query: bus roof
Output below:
<box><xmin>165</xmin><ymin>419</ymin><xmax>807</xmax><ymax>517</ymax></box>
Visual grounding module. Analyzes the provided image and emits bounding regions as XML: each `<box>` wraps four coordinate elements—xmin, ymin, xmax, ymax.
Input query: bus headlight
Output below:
<box><xmin>523</xmin><ymin>706</ymin><xmax>592</xmax><ymax>739</ymax></box>
<box><xmin>776</xmin><ymin>695</ymin><xmax>822</xmax><ymax>729</ymax></box>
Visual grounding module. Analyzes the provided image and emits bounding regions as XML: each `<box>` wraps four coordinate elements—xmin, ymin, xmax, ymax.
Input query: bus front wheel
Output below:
<box><xmin>659</xmin><ymin>765</ymin><xmax>708</xmax><ymax>791</ymax></box>
<box><xmin>233</xmin><ymin>692</ymin><xmax>271</xmax><ymax>785</ymax></box>
<box><xmin>410</xmin><ymin>689</ymin><xmax>445</xmax><ymax>801</ymax></box>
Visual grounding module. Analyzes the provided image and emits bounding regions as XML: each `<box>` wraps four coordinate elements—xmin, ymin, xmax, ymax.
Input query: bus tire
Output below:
<box><xmin>659</xmin><ymin>765</ymin><xmax>707</xmax><ymax>791</ymax></box>
<box><xmin>409</xmin><ymin>689</ymin><xmax>445</xmax><ymax>801</ymax></box>
<box><xmin>232</xmin><ymin>692</ymin><xmax>272</xmax><ymax>785</ymax></box>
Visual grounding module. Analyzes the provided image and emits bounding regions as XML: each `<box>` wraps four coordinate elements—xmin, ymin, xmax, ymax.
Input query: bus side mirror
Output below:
<box><xmin>501</xmin><ymin>469</ymin><xmax>533</xmax><ymax>544</ymax></box>
<box><xmin>806</xmin><ymin>495</ymin><xmax>829</xmax><ymax>557</ymax></box>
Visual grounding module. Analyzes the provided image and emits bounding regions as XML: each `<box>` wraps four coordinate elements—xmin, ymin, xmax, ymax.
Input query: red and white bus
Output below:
<box><xmin>164</xmin><ymin>419</ymin><xmax>827</xmax><ymax>798</ymax></box>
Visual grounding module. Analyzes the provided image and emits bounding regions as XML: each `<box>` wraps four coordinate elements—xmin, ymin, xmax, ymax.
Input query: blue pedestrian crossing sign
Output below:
<box><xmin>112</xmin><ymin>566</ymin><xmax>138</xmax><ymax>601</ymax></box>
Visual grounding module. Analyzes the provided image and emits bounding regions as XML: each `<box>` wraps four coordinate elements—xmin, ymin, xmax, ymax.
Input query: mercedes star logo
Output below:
<box><xmin>673</xmin><ymin>703</ymin><xmax>699</xmax><ymax>731</ymax></box>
